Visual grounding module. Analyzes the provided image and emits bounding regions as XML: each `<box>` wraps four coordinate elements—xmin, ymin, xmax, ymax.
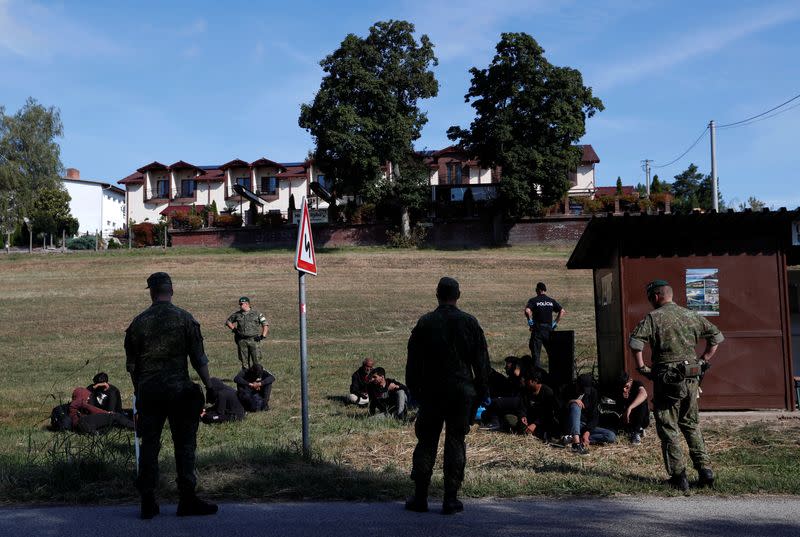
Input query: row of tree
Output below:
<box><xmin>299</xmin><ymin>21</ymin><xmax>603</xmax><ymax>236</ymax></box>
<box><xmin>0</xmin><ymin>98</ymin><xmax>77</xmax><ymax>249</ymax></box>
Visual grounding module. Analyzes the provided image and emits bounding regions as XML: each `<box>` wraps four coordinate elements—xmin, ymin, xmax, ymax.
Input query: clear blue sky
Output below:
<box><xmin>1</xmin><ymin>0</ymin><xmax>798</xmax><ymax>209</ymax></box>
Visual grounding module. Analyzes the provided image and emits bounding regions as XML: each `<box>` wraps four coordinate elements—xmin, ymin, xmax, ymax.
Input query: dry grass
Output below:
<box><xmin>0</xmin><ymin>246</ymin><xmax>798</xmax><ymax>503</ymax></box>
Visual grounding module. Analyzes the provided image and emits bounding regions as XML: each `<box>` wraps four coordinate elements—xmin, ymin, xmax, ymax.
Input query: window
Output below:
<box><xmin>181</xmin><ymin>179</ymin><xmax>196</xmax><ymax>198</ymax></box>
<box><xmin>156</xmin><ymin>180</ymin><xmax>169</xmax><ymax>198</ymax></box>
<box><xmin>235</xmin><ymin>177</ymin><xmax>250</xmax><ymax>189</ymax></box>
<box><xmin>260</xmin><ymin>176</ymin><xmax>278</xmax><ymax>195</ymax></box>
<box><xmin>317</xmin><ymin>174</ymin><xmax>331</xmax><ymax>191</ymax></box>
<box><xmin>446</xmin><ymin>163</ymin><xmax>462</xmax><ymax>185</ymax></box>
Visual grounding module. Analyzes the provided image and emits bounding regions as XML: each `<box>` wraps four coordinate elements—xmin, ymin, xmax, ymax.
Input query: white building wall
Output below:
<box><xmin>63</xmin><ymin>181</ymin><xmax>100</xmax><ymax>236</ymax></box>
<box><xmin>127</xmin><ymin>183</ymin><xmax>167</xmax><ymax>224</ymax></box>
<box><xmin>100</xmin><ymin>189</ymin><xmax>125</xmax><ymax>238</ymax></box>
<box><xmin>568</xmin><ymin>164</ymin><xmax>595</xmax><ymax>195</ymax></box>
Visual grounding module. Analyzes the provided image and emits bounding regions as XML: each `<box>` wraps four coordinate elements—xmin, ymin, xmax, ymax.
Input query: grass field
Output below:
<box><xmin>1</xmin><ymin>246</ymin><xmax>799</xmax><ymax>504</ymax></box>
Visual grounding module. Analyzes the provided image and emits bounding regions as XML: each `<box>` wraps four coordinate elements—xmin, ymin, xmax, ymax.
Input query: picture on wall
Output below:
<box><xmin>686</xmin><ymin>268</ymin><xmax>719</xmax><ymax>316</ymax></box>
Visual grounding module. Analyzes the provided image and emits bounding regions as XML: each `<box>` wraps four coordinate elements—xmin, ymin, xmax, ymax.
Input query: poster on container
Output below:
<box><xmin>686</xmin><ymin>268</ymin><xmax>720</xmax><ymax>316</ymax></box>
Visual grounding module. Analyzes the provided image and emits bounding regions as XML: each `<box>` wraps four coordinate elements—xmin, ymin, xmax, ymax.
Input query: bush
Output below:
<box><xmin>132</xmin><ymin>223</ymin><xmax>157</xmax><ymax>247</ymax></box>
<box><xmin>215</xmin><ymin>214</ymin><xmax>242</xmax><ymax>228</ymax></box>
<box><xmin>66</xmin><ymin>235</ymin><xmax>97</xmax><ymax>250</ymax></box>
<box><xmin>107</xmin><ymin>237</ymin><xmax>123</xmax><ymax>249</ymax></box>
<box><xmin>386</xmin><ymin>225</ymin><xmax>427</xmax><ymax>248</ymax></box>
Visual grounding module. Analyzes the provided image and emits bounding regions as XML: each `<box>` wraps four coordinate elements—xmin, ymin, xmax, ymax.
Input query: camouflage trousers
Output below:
<box><xmin>134</xmin><ymin>383</ymin><xmax>205</xmax><ymax>497</ymax></box>
<box><xmin>410</xmin><ymin>393</ymin><xmax>474</xmax><ymax>494</ymax></box>
<box><xmin>653</xmin><ymin>377</ymin><xmax>710</xmax><ymax>476</ymax></box>
<box><xmin>236</xmin><ymin>337</ymin><xmax>262</xmax><ymax>368</ymax></box>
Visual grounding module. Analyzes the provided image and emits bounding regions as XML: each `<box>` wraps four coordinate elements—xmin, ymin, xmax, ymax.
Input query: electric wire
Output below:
<box><xmin>652</xmin><ymin>127</ymin><xmax>709</xmax><ymax>169</ymax></box>
<box><xmin>718</xmin><ymin>99</ymin><xmax>800</xmax><ymax>129</ymax></box>
<box><xmin>717</xmin><ymin>91</ymin><xmax>800</xmax><ymax>128</ymax></box>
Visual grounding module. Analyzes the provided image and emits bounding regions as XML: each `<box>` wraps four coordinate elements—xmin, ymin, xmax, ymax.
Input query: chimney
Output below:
<box><xmin>66</xmin><ymin>168</ymin><xmax>80</xmax><ymax>179</ymax></box>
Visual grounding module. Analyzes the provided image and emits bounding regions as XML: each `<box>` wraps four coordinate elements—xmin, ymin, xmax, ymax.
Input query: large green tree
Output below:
<box><xmin>299</xmin><ymin>20</ymin><xmax>438</xmax><ymax>235</ymax></box>
<box><xmin>0</xmin><ymin>98</ymin><xmax>65</xmax><ymax>247</ymax></box>
<box><xmin>447</xmin><ymin>33</ymin><xmax>603</xmax><ymax>217</ymax></box>
<box><xmin>30</xmin><ymin>186</ymin><xmax>78</xmax><ymax>240</ymax></box>
<box><xmin>667</xmin><ymin>163</ymin><xmax>724</xmax><ymax>213</ymax></box>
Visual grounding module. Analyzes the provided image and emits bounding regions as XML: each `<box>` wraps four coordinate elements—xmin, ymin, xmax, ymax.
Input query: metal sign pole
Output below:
<box><xmin>298</xmin><ymin>271</ymin><xmax>310</xmax><ymax>459</ymax></box>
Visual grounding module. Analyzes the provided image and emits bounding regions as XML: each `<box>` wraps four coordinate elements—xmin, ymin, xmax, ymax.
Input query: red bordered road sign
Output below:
<box><xmin>295</xmin><ymin>197</ymin><xmax>318</xmax><ymax>275</ymax></box>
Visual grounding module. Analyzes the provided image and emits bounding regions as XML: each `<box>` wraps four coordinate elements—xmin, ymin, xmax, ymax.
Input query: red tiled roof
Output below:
<box><xmin>580</xmin><ymin>145</ymin><xmax>600</xmax><ymax>164</ymax></box>
<box><xmin>250</xmin><ymin>157</ymin><xmax>286</xmax><ymax>171</ymax></box>
<box><xmin>277</xmin><ymin>164</ymin><xmax>308</xmax><ymax>178</ymax></box>
<box><xmin>196</xmin><ymin>168</ymin><xmax>224</xmax><ymax>182</ymax></box>
<box><xmin>594</xmin><ymin>186</ymin><xmax>635</xmax><ymax>196</ymax></box>
<box><xmin>219</xmin><ymin>159</ymin><xmax>249</xmax><ymax>170</ymax></box>
<box><xmin>119</xmin><ymin>171</ymin><xmax>144</xmax><ymax>184</ymax></box>
<box><xmin>136</xmin><ymin>161</ymin><xmax>168</xmax><ymax>173</ymax></box>
<box><xmin>169</xmin><ymin>160</ymin><xmax>206</xmax><ymax>174</ymax></box>
<box><xmin>160</xmin><ymin>205</ymin><xmax>206</xmax><ymax>216</ymax></box>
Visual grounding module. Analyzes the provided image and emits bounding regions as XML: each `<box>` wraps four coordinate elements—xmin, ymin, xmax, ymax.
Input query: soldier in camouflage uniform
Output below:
<box><xmin>125</xmin><ymin>272</ymin><xmax>218</xmax><ymax>519</ymax></box>
<box><xmin>405</xmin><ymin>277</ymin><xmax>490</xmax><ymax>515</ymax></box>
<box><xmin>225</xmin><ymin>296</ymin><xmax>269</xmax><ymax>368</ymax></box>
<box><xmin>629</xmin><ymin>279</ymin><xmax>724</xmax><ymax>492</ymax></box>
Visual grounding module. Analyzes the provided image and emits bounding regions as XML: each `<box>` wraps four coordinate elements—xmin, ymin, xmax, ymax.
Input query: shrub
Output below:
<box><xmin>132</xmin><ymin>222</ymin><xmax>157</xmax><ymax>246</ymax></box>
<box><xmin>107</xmin><ymin>237</ymin><xmax>123</xmax><ymax>249</ymax></box>
<box><xmin>386</xmin><ymin>225</ymin><xmax>427</xmax><ymax>248</ymax></box>
<box><xmin>215</xmin><ymin>214</ymin><xmax>242</xmax><ymax>228</ymax></box>
<box><xmin>66</xmin><ymin>235</ymin><xmax>97</xmax><ymax>250</ymax></box>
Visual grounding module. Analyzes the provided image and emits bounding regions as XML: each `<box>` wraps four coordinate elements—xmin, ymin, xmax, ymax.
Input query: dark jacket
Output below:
<box><xmin>349</xmin><ymin>366</ymin><xmax>371</xmax><ymax>398</ymax></box>
<box><xmin>86</xmin><ymin>384</ymin><xmax>123</xmax><ymax>413</ymax></box>
<box><xmin>205</xmin><ymin>377</ymin><xmax>245</xmax><ymax>421</ymax></box>
<box><xmin>406</xmin><ymin>304</ymin><xmax>490</xmax><ymax>406</ymax></box>
<box><xmin>367</xmin><ymin>377</ymin><xmax>408</xmax><ymax>415</ymax></box>
<box><xmin>516</xmin><ymin>384</ymin><xmax>559</xmax><ymax>433</ymax></box>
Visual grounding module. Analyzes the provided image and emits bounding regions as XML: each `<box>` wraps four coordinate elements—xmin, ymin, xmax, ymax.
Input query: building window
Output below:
<box><xmin>316</xmin><ymin>174</ymin><xmax>331</xmax><ymax>192</ymax></box>
<box><xmin>260</xmin><ymin>176</ymin><xmax>277</xmax><ymax>195</ymax></box>
<box><xmin>181</xmin><ymin>179</ymin><xmax>196</xmax><ymax>198</ymax></box>
<box><xmin>446</xmin><ymin>163</ymin><xmax>462</xmax><ymax>185</ymax></box>
<box><xmin>156</xmin><ymin>180</ymin><xmax>169</xmax><ymax>198</ymax></box>
<box><xmin>235</xmin><ymin>177</ymin><xmax>250</xmax><ymax>190</ymax></box>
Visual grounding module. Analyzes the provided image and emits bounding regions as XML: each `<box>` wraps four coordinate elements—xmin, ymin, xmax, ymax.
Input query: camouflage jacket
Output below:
<box><xmin>227</xmin><ymin>309</ymin><xmax>268</xmax><ymax>338</ymax></box>
<box><xmin>125</xmin><ymin>301</ymin><xmax>209</xmax><ymax>392</ymax></box>
<box><xmin>629</xmin><ymin>302</ymin><xmax>724</xmax><ymax>364</ymax></box>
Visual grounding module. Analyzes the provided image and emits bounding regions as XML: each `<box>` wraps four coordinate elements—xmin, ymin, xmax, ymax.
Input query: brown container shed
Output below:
<box><xmin>567</xmin><ymin>209</ymin><xmax>800</xmax><ymax>410</ymax></box>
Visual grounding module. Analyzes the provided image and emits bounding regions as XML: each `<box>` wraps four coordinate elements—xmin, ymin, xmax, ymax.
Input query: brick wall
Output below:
<box><xmin>170</xmin><ymin>217</ymin><xmax>590</xmax><ymax>249</ymax></box>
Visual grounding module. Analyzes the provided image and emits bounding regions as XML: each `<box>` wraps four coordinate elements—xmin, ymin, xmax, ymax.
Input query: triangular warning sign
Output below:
<box><xmin>295</xmin><ymin>197</ymin><xmax>317</xmax><ymax>275</ymax></box>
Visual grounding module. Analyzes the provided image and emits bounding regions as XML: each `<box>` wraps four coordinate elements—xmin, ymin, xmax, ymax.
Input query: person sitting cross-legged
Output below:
<box><xmin>347</xmin><ymin>358</ymin><xmax>375</xmax><ymax>406</ymax></box>
<box><xmin>234</xmin><ymin>364</ymin><xmax>275</xmax><ymax>412</ymax></box>
<box><xmin>367</xmin><ymin>367</ymin><xmax>409</xmax><ymax>419</ymax></box>
<box><xmin>69</xmin><ymin>387</ymin><xmax>134</xmax><ymax>434</ymax></box>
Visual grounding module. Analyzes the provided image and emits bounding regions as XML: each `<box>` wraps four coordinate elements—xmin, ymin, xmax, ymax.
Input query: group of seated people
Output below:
<box><xmin>57</xmin><ymin>364</ymin><xmax>278</xmax><ymax>432</ymax></box>
<box><xmin>479</xmin><ymin>356</ymin><xmax>650</xmax><ymax>454</ymax></box>
<box><xmin>347</xmin><ymin>358</ymin><xmax>410</xmax><ymax>420</ymax></box>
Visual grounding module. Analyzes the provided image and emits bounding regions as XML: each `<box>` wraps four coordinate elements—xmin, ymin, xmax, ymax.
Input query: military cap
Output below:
<box><xmin>239</xmin><ymin>296</ymin><xmax>250</xmax><ymax>304</ymax></box>
<box><xmin>146</xmin><ymin>272</ymin><xmax>172</xmax><ymax>289</ymax></box>
<box><xmin>645</xmin><ymin>279</ymin><xmax>670</xmax><ymax>295</ymax></box>
<box><xmin>436</xmin><ymin>277</ymin><xmax>460</xmax><ymax>300</ymax></box>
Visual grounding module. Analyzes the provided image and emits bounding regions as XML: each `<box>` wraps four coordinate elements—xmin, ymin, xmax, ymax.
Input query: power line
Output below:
<box><xmin>652</xmin><ymin>127</ymin><xmax>708</xmax><ymax>169</ymax></box>
<box><xmin>718</xmin><ymin>99</ymin><xmax>800</xmax><ymax>129</ymax></box>
<box><xmin>717</xmin><ymin>91</ymin><xmax>800</xmax><ymax>128</ymax></box>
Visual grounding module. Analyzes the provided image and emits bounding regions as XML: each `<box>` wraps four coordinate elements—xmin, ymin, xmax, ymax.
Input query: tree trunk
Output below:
<box><xmin>401</xmin><ymin>206</ymin><xmax>411</xmax><ymax>238</ymax></box>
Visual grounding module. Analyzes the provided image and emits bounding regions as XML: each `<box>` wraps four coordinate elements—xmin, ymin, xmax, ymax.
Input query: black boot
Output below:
<box><xmin>698</xmin><ymin>468</ymin><xmax>715</xmax><ymax>488</ymax></box>
<box><xmin>404</xmin><ymin>482</ymin><xmax>429</xmax><ymax>513</ymax></box>
<box><xmin>442</xmin><ymin>491</ymin><xmax>464</xmax><ymax>515</ymax></box>
<box><xmin>140</xmin><ymin>492</ymin><xmax>160</xmax><ymax>520</ymax></box>
<box><xmin>176</xmin><ymin>494</ymin><xmax>218</xmax><ymax>517</ymax></box>
<box><xmin>668</xmin><ymin>471</ymin><xmax>689</xmax><ymax>493</ymax></box>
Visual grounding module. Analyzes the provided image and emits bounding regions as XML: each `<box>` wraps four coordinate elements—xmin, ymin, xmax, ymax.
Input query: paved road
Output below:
<box><xmin>1</xmin><ymin>497</ymin><xmax>797</xmax><ymax>537</ymax></box>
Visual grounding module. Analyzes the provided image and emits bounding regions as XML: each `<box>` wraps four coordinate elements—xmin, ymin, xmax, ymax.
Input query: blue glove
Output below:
<box><xmin>527</xmin><ymin>319</ymin><xmax>535</xmax><ymax>327</ymax></box>
<box><xmin>551</xmin><ymin>321</ymin><xmax>558</xmax><ymax>330</ymax></box>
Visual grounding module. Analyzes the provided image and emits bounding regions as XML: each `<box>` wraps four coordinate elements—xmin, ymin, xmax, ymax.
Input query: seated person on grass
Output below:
<box><xmin>347</xmin><ymin>358</ymin><xmax>375</xmax><ymax>406</ymax></box>
<box><xmin>617</xmin><ymin>372</ymin><xmax>650</xmax><ymax>445</ymax></box>
<box><xmin>564</xmin><ymin>374</ymin><xmax>617</xmax><ymax>455</ymax></box>
<box><xmin>202</xmin><ymin>377</ymin><xmax>246</xmax><ymax>424</ymax></box>
<box><xmin>506</xmin><ymin>368</ymin><xmax>560</xmax><ymax>440</ymax></box>
<box><xmin>367</xmin><ymin>367</ymin><xmax>409</xmax><ymax>419</ymax></box>
<box><xmin>235</xmin><ymin>364</ymin><xmax>276</xmax><ymax>412</ymax></box>
<box><xmin>69</xmin><ymin>387</ymin><xmax>134</xmax><ymax>434</ymax></box>
<box><xmin>480</xmin><ymin>357</ymin><xmax>525</xmax><ymax>431</ymax></box>
<box><xmin>86</xmin><ymin>372</ymin><xmax>124</xmax><ymax>414</ymax></box>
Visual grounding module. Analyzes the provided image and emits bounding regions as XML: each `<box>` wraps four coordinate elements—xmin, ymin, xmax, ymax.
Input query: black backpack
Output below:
<box><xmin>50</xmin><ymin>403</ymin><xmax>72</xmax><ymax>431</ymax></box>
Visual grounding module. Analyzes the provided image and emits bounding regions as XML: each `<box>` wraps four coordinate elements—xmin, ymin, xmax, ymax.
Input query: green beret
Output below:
<box><xmin>646</xmin><ymin>279</ymin><xmax>669</xmax><ymax>294</ymax></box>
<box><xmin>239</xmin><ymin>296</ymin><xmax>250</xmax><ymax>304</ymax></box>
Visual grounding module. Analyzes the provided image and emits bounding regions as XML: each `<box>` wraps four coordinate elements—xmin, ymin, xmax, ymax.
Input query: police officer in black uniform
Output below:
<box><xmin>125</xmin><ymin>272</ymin><xmax>218</xmax><ymax>519</ymax></box>
<box><xmin>524</xmin><ymin>282</ymin><xmax>565</xmax><ymax>370</ymax></box>
<box><xmin>405</xmin><ymin>277</ymin><xmax>490</xmax><ymax>515</ymax></box>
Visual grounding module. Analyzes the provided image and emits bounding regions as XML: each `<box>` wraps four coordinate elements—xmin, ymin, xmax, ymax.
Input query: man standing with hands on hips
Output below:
<box><xmin>629</xmin><ymin>279</ymin><xmax>724</xmax><ymax>493</ymax></box>
<box><xmin>524</xmin><ymin>282</ymin><xmax>565</xmax><ymax>370</ymax></box>
<box><xmin>226</xmin><ymin>296</ymin><xmax>269</xmax><ymax>368</ymax></box>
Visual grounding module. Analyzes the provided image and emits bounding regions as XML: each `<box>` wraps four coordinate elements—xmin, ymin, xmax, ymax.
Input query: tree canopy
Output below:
<box><xmin>447</xmin><ymin>33</ymin><xmax>603</xmax><ymax>217</ymax></box>
<box><xmin>667</xmin><ymin>163</ymin><xmax>723</xmax><ymax>213</ymax></box>
<box><xmin>299</xmin><ymin>20</ymin><xmax>438</xmax><ymax>202</ymax></box>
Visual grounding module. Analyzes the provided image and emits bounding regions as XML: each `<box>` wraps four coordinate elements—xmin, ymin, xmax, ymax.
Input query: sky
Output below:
<box><xmin>1</xmin><ymin>0</ymin><xmax>799</xmax><ymax>209</ymax></box>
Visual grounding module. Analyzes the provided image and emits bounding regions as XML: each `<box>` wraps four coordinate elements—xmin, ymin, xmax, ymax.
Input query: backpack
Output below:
<box><xmin>50</xmin><ymin>403</ymin><xmax>72</xmax><ymax>431</ymax></box>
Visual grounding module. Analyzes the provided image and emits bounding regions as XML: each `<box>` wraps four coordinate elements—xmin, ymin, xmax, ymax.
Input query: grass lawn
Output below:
<box><xmin>0</xmin><ymin>246</ymin><xmax>798</xmax><ymax>504</ymax></box>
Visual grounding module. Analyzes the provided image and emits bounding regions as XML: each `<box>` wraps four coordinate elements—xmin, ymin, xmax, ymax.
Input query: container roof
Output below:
<box><xmin>567</xmin><ymin>208</ymin><xmax>800</xmax><ymax>269</ymax></box>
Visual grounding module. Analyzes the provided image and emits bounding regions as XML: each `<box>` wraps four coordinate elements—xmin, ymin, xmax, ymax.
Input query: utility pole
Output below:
<box><xmin>641</xmin><ymin>160</ymin><xmax>652</xmax><ymax>196</ymax></box>
<box><xmin>709</xmin><ymin>120</ymin><xmax>719</xmax><ymax>212</ymax></box>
